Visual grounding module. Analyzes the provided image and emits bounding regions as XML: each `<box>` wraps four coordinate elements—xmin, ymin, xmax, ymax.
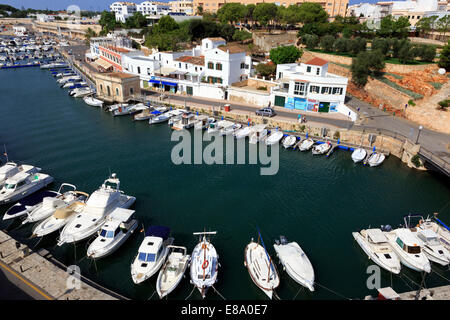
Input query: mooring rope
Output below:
<box><xmin>147</xmin><ymin>289</ymin><xmax>158</xmax><ymax>300</ymax></box>
<box><xmin>314</xmin><ymin>281</ymin><xmax>351</xmax><ymax>300</ymax></box>
<box><xmin>212</xmin><ymin>285</ymin><xmax>226</xmax><ymax>300</ymax></box>
<box><xmin>185</xmin><ymin>286</ymin><xmax>196</xmax><ymax>300</ymax></box>
<box><xmin>292</xmin><ymin>286</ymin><xmax>304</xmax><ymax>300</ymax></box>
<box><xmin>431</xmin><ymin>270</ymin><xmax>450</xmax><ymax>284</ymax></box>
<box><xmin>272</xmin><ymin>290</ymin><xmax>281</xmax><ymax>300</ymax></box>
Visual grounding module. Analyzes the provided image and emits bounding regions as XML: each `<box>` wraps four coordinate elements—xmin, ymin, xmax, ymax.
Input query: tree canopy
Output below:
<box><xmin>269</xmin><ymin>45</ymin><xmax>303</xmax><ymax>64</ymax></box>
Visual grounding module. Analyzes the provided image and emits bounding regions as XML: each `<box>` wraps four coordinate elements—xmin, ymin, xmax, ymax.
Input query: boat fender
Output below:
<box><xmin>202</xmin><ymin>260</ymin><xmax>209</xmax><ymax>269</ymax></box>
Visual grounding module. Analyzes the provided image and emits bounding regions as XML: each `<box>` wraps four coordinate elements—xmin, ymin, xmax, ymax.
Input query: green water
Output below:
<box><xmin>1</xmin><ymin>67</ymin><xmax>449</xmax><ymax>300</ymax></box>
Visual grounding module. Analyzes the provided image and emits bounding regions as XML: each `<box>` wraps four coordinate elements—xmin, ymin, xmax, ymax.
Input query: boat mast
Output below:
<box><xmin>257</xmin><ymin>228</ymin><xmax>275</xmax><ymax>283</ymax></box>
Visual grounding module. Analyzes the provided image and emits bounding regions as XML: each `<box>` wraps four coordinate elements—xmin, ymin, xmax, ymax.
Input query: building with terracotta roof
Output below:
<box><xmin>272</xmin><ymin>59</ymin><xmax>348</xmax><ymax>113</ymax></box>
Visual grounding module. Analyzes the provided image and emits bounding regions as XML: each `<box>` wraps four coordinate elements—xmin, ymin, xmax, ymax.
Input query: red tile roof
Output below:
<box><xmin>175</xmin><ymin>55</ymin><xmax>205</xmax><ymax>66</ymax></box>
<box><xmin>305</xmin><ymin>57</ymin><xmax>328</xmax><ymax>66</ymax></box>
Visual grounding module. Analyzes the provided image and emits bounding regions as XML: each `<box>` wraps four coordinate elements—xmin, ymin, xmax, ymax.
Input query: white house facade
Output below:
<box><xmin>137</xmin><ymin>1</ymin><xmax>171</xmax><ymax>16</ymax></box>
<box><xmin>272</xmin><ymin>58</ymin><xmax>348</xmax><ymax>114</ymax></box>
<box><xmin>110</xmin><ymin>2</ymin><xmax>138</xmax><ymax>22</ymax></box>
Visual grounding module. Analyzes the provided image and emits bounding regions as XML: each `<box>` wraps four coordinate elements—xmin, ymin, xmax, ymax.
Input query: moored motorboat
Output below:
<box><xmin>0</xmin><ymin>162</ymin><xmax>39</xmax><ymax>187</ymax></box>
<box><xmin>282</xmin><ymin>135</ymin><xmax>297</xmax><ymax>149</ymax></box>
<box><xmin>418</xmin><ymin>217</ymin><xmax>450</xmax><ymax>251</ymax></box>
<box><xmin>0</xmin><ymin>170</ymin><xmax>53</xmax><ymax>205</ymax></box>
<box><xmin>3</xmin><ymin>189</ymin><xmax>59</xmax><ymax>221</ymax></box>
<box><xmin>83</xmin><ymin>96</ymin><xmax>103</xmax><ymax>107</ymax></box>
<box><xmin>311</xmin><ymin>142</ymin><xmax>331</xmax><ymax>155</ymax></box>
<box><xmin>249</xmin><ymin>124</ymin><xmax>268</xmax><ymax>144</ymax></box>
<box><xmin>156</xmin><ymin>245</ymin><xmax>191</xmax><ymax>299</ymax></box>
<box><xmin>234</xmin><ymin>126</ymin><xmax>252</xmax><ymax>139</ymax></box>
<box><xmin>190</xmin><ymin>231</ymin><xmax>219</xmax><ymax>299</ymax></box>
<box><xmin>131</xmin><ymin>226</ymin><xmax>174</xmax><ymax>284</ymax></box>
<box><xmin>87</xmin><ymin>208</ymin><xmax>138</xmax><ymax>259</ymax></box>
<box><xmin>244</xmin><ymin>230</ymin><xmax>280</xmax><ymax>299</ymax></box>
<box><xmin>367</xmin><ymin>152</ymin><xmax>385</xmax><ymax>167</ymax></box>
<box><xmin>351</xmin><ymin>148</ymin><xmax>367</xmax><ymax>163</ymax></box>
<box><xmin>352</xmin><ymin>228</ymin><xmax>401</xmax><ymax>274</ymax></box>
<box><xmin>221</xmin><ymin>122</ymin><xmax>241</xmax><ymax>136</ymax></box>
<box><xmin>57</xmin><ymin>173</ymin><xmax>135</xmax><ymax>246</ymax></box>
<box><xmin>265</xmin><ymin>131</ymin><xmax>284</xmax><ymax>145</ymax></box>
<box><xmin>384</xmin><ymin>228</ymin><xmax>431</xmax><ymax>273</ymax></box>
<box><xmin>273</xmin><ymin>236</ymin><xmax>315</xmax><ymax>291</ymax></box>
<box><xmin>298</xmin><ymin>138</ymin><xmax>314</xmax><ymax>151</ymax></box>
<box><xmin>194</xmin><ymin>115</ymin><xmax>213</xmax><ymax>130</ymax></box>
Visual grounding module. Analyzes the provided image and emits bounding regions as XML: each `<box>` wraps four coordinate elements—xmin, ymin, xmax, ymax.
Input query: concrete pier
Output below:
<box><xmin>398</xmin><ymin>285</ymin><xmax>450</xmax><ymax>300</ymax></box>
<box><xmin>0</xmin><ymin>230</ymin><xmax>121</xmax><ymax>300</ymax></box>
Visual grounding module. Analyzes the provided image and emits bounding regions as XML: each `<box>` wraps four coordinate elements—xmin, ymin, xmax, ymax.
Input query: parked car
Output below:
<box><xmin>255</xmin><ymin>107</ymin><xmax>276</xmax><ymax>117</ymax></box>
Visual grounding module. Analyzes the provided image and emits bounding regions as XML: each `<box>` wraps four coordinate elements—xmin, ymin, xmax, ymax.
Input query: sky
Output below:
<box><xmin>1</xmin><ymin>0</ymin><xmax>379</xmax><ymax>11</ymax></box>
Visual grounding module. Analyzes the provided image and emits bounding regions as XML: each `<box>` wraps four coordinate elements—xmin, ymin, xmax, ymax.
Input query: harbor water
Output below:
<box><xmin>0</xmin><ymin>67</ymin><xmax>449</xmax><ymax>300</ymax></box>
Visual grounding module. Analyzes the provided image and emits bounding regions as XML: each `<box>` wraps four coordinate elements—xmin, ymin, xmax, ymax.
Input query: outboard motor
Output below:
<box><xmin>380</xmin><ymin>225</ymin><xmax>392</xmax><ymax>232</ymax></box>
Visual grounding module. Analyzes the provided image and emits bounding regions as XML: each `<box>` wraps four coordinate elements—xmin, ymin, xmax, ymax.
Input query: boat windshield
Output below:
<box><xmin>100</xmin><ymin>229</ymin><xmax>114</xmax><ymax>238</ymax></box>
<box><xmin>138</xmin><ymin>252</ymin><xmax>156</xmax><ymax>262</ymax></box>
<box><xmin>4</xmin><ymin>183</ymin><xmax>16</xmax><ymax>190</ymax></box>
<box><xmin>407</xmin><ymin>245</ymin><xmax>421</xmax><ymax>254</ymax></box>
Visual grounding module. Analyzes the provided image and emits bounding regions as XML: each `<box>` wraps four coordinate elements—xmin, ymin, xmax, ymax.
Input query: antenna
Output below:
<box><xmin>3</xmin><ymin>144</ymin><xmax>8</xmax><ymax>162</ymax></box>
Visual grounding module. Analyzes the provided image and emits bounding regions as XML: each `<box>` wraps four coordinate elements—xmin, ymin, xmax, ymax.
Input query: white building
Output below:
<box><xmin>13</xmin><ymin>25</ymin><xmax>28</xmax><ymax>36</ymax></box>
<box><xmin>36</xmin><ymin>14</ymin><xmax>55</xmax><ymax>23</ymax></box>
<box><xmin>169</xmin><ymin>0</ymin><xmax>194</xmax><ymax>15</ymax></box>
<box><xmin>121</xmin><ymin>37</ymin><xmax>252</xmax><ymax>99</ymax></box>
<box><xmin>137</xmin><ymin>1</ymin><xmax>171</xmax><ymax>16</ymax></box>
<box><xmin>110</xmin><ymin>1</ymin><xmax>137</xmax><ymax>23</ymax></box>
<box><xmin>271</xmin><ymin>57</ymin><xmax>349</xmax><ymax>114</ymax></box>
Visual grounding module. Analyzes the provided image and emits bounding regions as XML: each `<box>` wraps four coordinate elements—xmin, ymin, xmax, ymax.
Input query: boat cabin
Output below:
<box><xmin>1</xmin><ymin>172</ymin><xmax>34</xmax><ymax>192</ymax></box>
<box><xmin>395</xmin><ymin>229</ymin><xmax>423</xmax><ymax>255</ymax></box>
<box><xmin>366</xmin><ymin>229</ymin><xmax>388</xmax><ymax>244</ymax></box>
<box><xmin>416</xmin><ymin>229</ymin><xmax>441</xmax><ymax>246</ymax></box>
<box><xmin>0</xmin><ymin>162</ymin><xmax>19</xmax><ymax>181</ymax></box>
<box><xmin>137</xmin><ymin>226</ymin><xmax>170</xmax><ymax>266</ymax></box>
<box><xmin>252</xmin><ymin>124</ymin><xmax>267</xmax><ymax>137</ymax></box>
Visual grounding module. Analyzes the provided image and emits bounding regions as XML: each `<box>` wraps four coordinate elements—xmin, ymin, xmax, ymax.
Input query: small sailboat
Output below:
<box><xmin>234</xmin><ymin>126</ymin><xmax>252</xmax><ymax>139</ymax></box>
<box><xmin>298</xmin><ymin>138</ymin><xmax>314</xmax><ymax>151</ymax></box>
<box><xmin>83</xmin><ymin>96</ymin><xmax>103</xmax><ymax>107</ymax></box>
<box><xmin>273</xmin><ymin>236</ymin><xmax>315</xmax><ymax>291</ymax></box>
<box><xmin>244</xmin><ymin>230</ymin><xmax>280</xmax><ymax>299</ymax></box>
<box><xmin>265</xmin><ymin>131</ymin><xmax>284</xmax><ymax>145</ymax></box>
<box><xmin>190</xmin><ymin>231</ymin><xmax>219</xmax><ymax>299</ymax></box>
<box><xmin>367</xmin><ymin>152</ymin><xmax>385</xmax><ymax>167</ymax></box>
<box><xmin>311</xmin><ymin>142</ymin><xmax>331</xmax><ymax>155</ymax></box>
<box><xmin>384</xmin><ymin>228</ymin><xmax>431</xmax><ymax>273</ymax></box>
<box><xmin>156</xmin><ymin>245</ymin><xmax>191</xmax><ymax>299</ymax></box>
<box><xmin>351</xmin><ymin>148</ymin><xmax>367</xmax><ymax>163</ymax></box>
<box><xmin>131</xmin><ymin>226</ymin><xmax>174</xmax><ymax>284</ymax></box>
<box><xmin>352</xmin><ymin>228</ymin><xmax>401</xmax><ymax>274</ymax></box>
<box><xmin>282</xmin><ymin>135</ymin><xmax>297</xmax><ymax>149</ymax></box>
<box><xmin>87</xmin><ymin>208</ymin><xmax>138</xmax><ymax>259</ymax></box>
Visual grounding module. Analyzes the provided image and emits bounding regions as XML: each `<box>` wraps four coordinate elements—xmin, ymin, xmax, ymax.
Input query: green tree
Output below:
<box><xmin>438</xmin><ymin>41</ymin><xmax>450</xmax><ymax>69</ymax></box>
<box><xmin>351</xmin><ymin>50</ymin><xmax>385</xmax><ymax>87</ymax></box>
<box><xmin>297</xmin><ymin>2</ymin><xmax>328</xmax><ymax>24</ymax></box>
<box><xmin>269</xmin><ymin>45</ymin><xmax>302</xmax><ymax>64</ymax></box>
<box><xmin>436</xmin><ymin>15</ymin><xmax>450</xmax><ymax>38</ymax></box>
<box><xmin>232</xmin><ymin>29</ymin><xmax>252</xmax><ymax>42</ymax></box>
<box><xmin>217</xmin><ymin>3</ymin><xmax>247</xmax><ymax>24</ymax></box>
<box><xmin>349</xmin><ymin>37</ymin><xmax>366</xmax><ymax>55</ymax></box>
<box><xmin>197</xmin><ymin>6</ymin><xmax>203</xmax><ymax>15</ymax></box>
<box><xmin>301</xmin><ymin>34</ymin><xmax>319</xmax><ymax>50</ymax></box>
<box><xmin>334</xmin><ymin>37</ymin><xmax>351</xmax><ymax>53</ymax></box>
<box><xmin>415</xmin><ymin>44</ymin><xmax>436</xmax><ymax>62</ymax></box>
<box><xmin>253</xmin><ymin>3</ymin><xmax>278</xmax><ymax>28</ymax></box>
<box><xmin>219</xmin><ymin>23</ymin><xmax>235</xmax><ymax>42</ymax></box>
<box><xmin>99</xmin><ymin>11</ymin><xmax>118</xmax><ymax>33</ymax></box>
<box><xmin>255</xmin><ymin>63</ymin><xmax>276</xmax><ymax>77</ymax></box>
<box><xmin>319</xmin><ymin>35</ymin><xmax>335</xmax><ymax>52</ymax></box>
<box><xmin>416</xmin><ymin>16</ymin><xmax>438</xmax><ymax>36</ymax></box>
<box><xmin>398</xmin><ymin>41</ymin><xmax>415</xmax><ymax>63</ymax></box>
<box><xmin>393</xmin><ymin>16</ymin><xmax>410</xmax><ymax>38</ymax></box>
<box><xmin>378</xmin><ymin>15</ymin><xmax>396</xmax><ymax>38</ymax></box>
<box><xmin>371</xmin><ymin>37</ymin><xmax>390</xmax><ymax>56</ymax></box>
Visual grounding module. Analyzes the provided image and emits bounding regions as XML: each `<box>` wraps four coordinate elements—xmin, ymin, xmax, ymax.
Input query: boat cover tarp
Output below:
<box><xmin>366</xmin><ymin>229</ymin><xmax>387</xmax><ymax>244</ymax></box>
<box><xmin>145</xmin><ymin>226</ymin><xmax>170</xmax><ymax>240</ymax></box>
<box><xmin>5</xmin><ymin>190</ymin><xmax>59</xmax><ymax>216</ymax></box>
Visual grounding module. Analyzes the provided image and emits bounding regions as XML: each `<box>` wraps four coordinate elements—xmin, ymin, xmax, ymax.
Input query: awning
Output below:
<box><xmin>149</xmin><ymin>79</ymin><xmax>177</xmax><ymax>87</ymax></box>
<box><xmin>95</xmin><ymin>58</ymin><xmax>113</xmax><ymax>70</ymax></box>
<box><xmin>170</xmin><ymin>70</ymin><xmax>187</xmax><ymax>75</ymax></box>
<box><xmin>85</xmin><ymin>52</ymin><xmax>97</xmax><ymax>60</ymax></box>
<box><xmin>154</xmin><ymin>66</ymin><xmax>176</xmax><ymax>76</ymax></box>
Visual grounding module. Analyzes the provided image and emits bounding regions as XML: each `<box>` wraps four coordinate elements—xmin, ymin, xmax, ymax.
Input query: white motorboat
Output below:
<box><xmin>298</xmin><ymin>138</ymin><xmax>315</xmax><ymax>151</ymax></box>
<box><xmin>214</xmin><ymin>120</ymin><xmax>233</xmax><ymax>135</ymax></box>
<box><xmin>83</xmin><ymin>96</ymin><xmax>103</xmax><ymax>107</ymax></box>
<box><xmin>156</xmin><ymin>246</ymin><xmax>191</xmax><ymax>299</ymax></box>
<box><xmin>40</xmin><ymin>62</ymin><xmax>68</xmax><ymax>69</ymax></box>
<box><xmin>70</xmin><ymin>87</ymin><xmax>93</xmax><ymax>98</ymax></box>
<box><xmin>134</xmin><ymin>108</ymin><xmax>153</xmax><ymax>121</ymax></box>
<box><xmin>0</xmin><ymin>162</ymin><xmax>39</xmax><ymax>187</ymax></box>
<box><xmin>148</xmin><ymin>109</ymin><xmax>172</xmax><ymax>124</ymax></box>
<box><xmin>129</xmin><ymin>103</ymin><xmax>148</xmax><ymax>114</ymax></box>
<box><xmin>244</xmin><ymin>233</ymin><xmax>280</xmax><ymax>299</ymax></box>
<box><xmin>168</xmin><ymin>110</ymin><xmax>187</xmax><ymax>126</ymax></box>
<box><xmin>367</xmin><ymin>152</ymin><xmax>385</xmax><ymax>167</ymax></box>
<box><xmin>282</xmin><ymin>135</ymin><xmax>297</xmax><ymax>149</ymax></box>
<box><xmin>265</xmin><ymin>131</ymin><xmax>284</xmax><ymax>145</ymax></box>
<box><xmin>22</xmin><ymin>184</ymin><xmax>86</xmax><ymax>224</ymax></box>
<box><xmin>131</xmin><ymin>226</ymin><xmax>174</xmax><ymax>284</ymax></box>
<box><xmin>194</xmin><ymin>115</ymin><xmax>213</xmax><ymax>130</ymax></box>
<box><xmin>352</xmin><ymin>228</ymin><xmax>401</xmax><ymax>274</ymax></box>
<box><xmin>273</xmin><ymin>236</ymin><xmax>315</xmax><ymax>291</ymax></box>
<box><xmin>87</xmin><ymin>208</ymin><xmax>138</xmax><ymax>259</ymax></box>
<box><xmin>384</xmin><ymin>228</ymin><xmax>431</xmax><ymax>273</ymax></box>
<box><xmin>351</xmin><ymin>148</ymin><xmax>367</xmax><ymax>163</ymax></box>
<box><xmin>62</xmin><ymin>81</ymin><xmax>86</xmax><ymax>89</ymax></box>
<box><xmin>190</xmin><ymin>231</ymin><xmax>219</xmax><ymax>299</ymax></box>
<box><xmin>312</xmin><ymin>142</ymin><xmax>331</xmax><ymax>155</ymax></box>
<box><xmin>206</xmin><ymin>121</ymin><xmax>221</xmax><ymax>134</ymax></box>
<box><xmin>113</xmin><ymin>104</ymin><xmax>136</xmax><ymax>116</ymax></box>
<box><xmin>0</xmin><ymin>170</ymin><xmax>53</xmax><ymax>205</ymax></box>
<box><xmin>106</xmin><ymin>103</ymin><xmax>128</xmax><ymax>112</ymax></box>
<box><xmin>221</xmin><ymin>122</ymin><xmax>242</xmax><ymax>136</ymax></box>
<box><xmin>404</xmin><ymin>215</ymin><xmax>450</xmax><ymax>266</ymax></box>
<box><xmin>58</xmin><ymin>76</ymin><xmax>81</xmax><ymax>85</ymax></box>
<box><xmin>249</xmin><ymin>124</ymin><xmax>268</xmax><ymax>144</ymax></box>
<box><xmin>419</xmin><ymin>217</ymin><xmax>450</xmax><ymax>251</ymax></box>
<box><xmin>2</xmin><ymin>189</ymin><xmax>59</xmax><ymax>221</ymax></box>
<box><xmin>234</xmin><ymin>126</ymin><xmax>252</xmax><ymax>139</ymax></box>
<box><xmin>172</xmin><ymin>112</ymin><xmax>196</xmax><ymax>130</ymax></box>
<box><xmin>57</xmin><ymin>173</ymin><xmax>136</xmax><ymax>246</ymax></box>
<box><xmin>32</xmin><ymin>200</ymin><xmax>87</xmax><ymax>238</ymax></box>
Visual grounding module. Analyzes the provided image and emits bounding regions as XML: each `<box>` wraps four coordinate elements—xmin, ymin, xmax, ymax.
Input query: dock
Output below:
<box><xmin>398</xmin><ymin>285</ymin><xmax>450</xmax><ymax>300</ymax></box>
<box><xmin>1</xmin><ymin>63</ymin><xmax>40</xmax><ymax>69</ymax></box>
<box><xmin>0</xmin><ymin>230</ymin><xmax>124</xmax><ymax>300</ymax></box>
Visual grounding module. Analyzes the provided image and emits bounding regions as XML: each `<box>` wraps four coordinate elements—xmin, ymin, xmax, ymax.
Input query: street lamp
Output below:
<box><xmin>415</xmin><ymin>125</ymin><xmax>423</xmax><ymax>144</ymax></box>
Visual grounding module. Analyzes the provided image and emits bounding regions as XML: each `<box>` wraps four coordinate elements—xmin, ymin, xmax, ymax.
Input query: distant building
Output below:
<box><xmin>36</xmin><ymin>14</ymin><xmax>55</xmax><ymax>22</ymax></box>
<box><xmin>272</xmin><ymin>58</ymin><xmax>348</xmax><ymax>114</ymax></box>
<box><xmin>169</xmin><ymin>0</ymin><xmax>194</xmax><ymax>15</ymax></box>
<box><xmin>13</xmin><ymin>25</ymin><xmax>28</xmax><ymax>36</ymax></box>
<box><xmin>137</xmin><ymin>1</ymin><xmax>171</xmax><ymax>16</ymax></box>
<box><xmin>89</xmin><ymin>35</ymin><xmax>134</xmax><ymax>72</ymax></box>
<box><xmin>110</xmin><ymin>1</ymin><xmax>137</xmax><ymax>23</ymax></box>
<box><xmin>94</xmin><ymin>72</ymin><xmax>141</xmax><ymax>103</ymax></box>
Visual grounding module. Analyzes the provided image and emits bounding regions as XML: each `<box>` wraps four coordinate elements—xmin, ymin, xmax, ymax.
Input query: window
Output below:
<box><xmin>116</xmin><ymin>88</ymin><xmax>119</xmax><ymax>96</ymax></box>
<box><xmin>100</xmin><ymin>84</ymin><xmax>103</xmax><ymax>92</ymax></box>
<box><xmin>294</xmin><ymin>82</ymin><xmax>306</xmax><ymax>96</ymax></box>
<box><xmin>310</xmin><ymin>85</ymin><xmax>320</xmax><ymax>93</ymax></box>
<box><xmin>207</xmin><ymin>62</ymin><xmax>214</xmax><ymax>69</ymax></box>
<box><xmin>396</xmin><ymin>237</ymin><xmax>404</xmax><ymax>249</ymax></box>
<box><xmin>307</xmin><ymin>66</ymin><xmax>311</xmax><ymax>73</ymax></box>
<box><xmin>147</xmin><ymin>68</ymin><xmax>151</xmax><ymax>75</ymax></box>
<box><xmin>216</xmin><ymin>63</ymin><xmax>222</xmax><ymax>70</ymax></box>
<box><xmin>107</xmin><ymin>86</ymin><xmax>111</xmax><ymax>96</ymax></box>
<box><xmin>321</xmin><ymin>86</ymin><xmax>330</xmax><ymax>94</ymax></box>
<box><xmin>130</xmin><ymin>87</ymin><xmax>134</xmax><ymax>95</ymax></box>
<box><xmin>241</xmin><ymin>62</ymin><xmax>246</xmax><ymax>69</ymax></box>
<box><xmin>137</xmin><ymin>66</ymin><xmax>141</xmax><ymax>74</ymax></box>
<box><xmin>332</xmin><ymin>87</ymin><xmax>343</xmax><ymax>95</ymax></box>
<box><xmin>179</xmin><ymin>63</ymin><xmax>181</xmax><ymax>68</ymax></box>
<box><xmin>407</xmin><ymin>245</ymin><xmax>421</xmax><ymax>254</ymax></box>
<box><xmin>316</xmin><ymin>68</ymin><xmax>320</xmax><ymax>75</ymax></box>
